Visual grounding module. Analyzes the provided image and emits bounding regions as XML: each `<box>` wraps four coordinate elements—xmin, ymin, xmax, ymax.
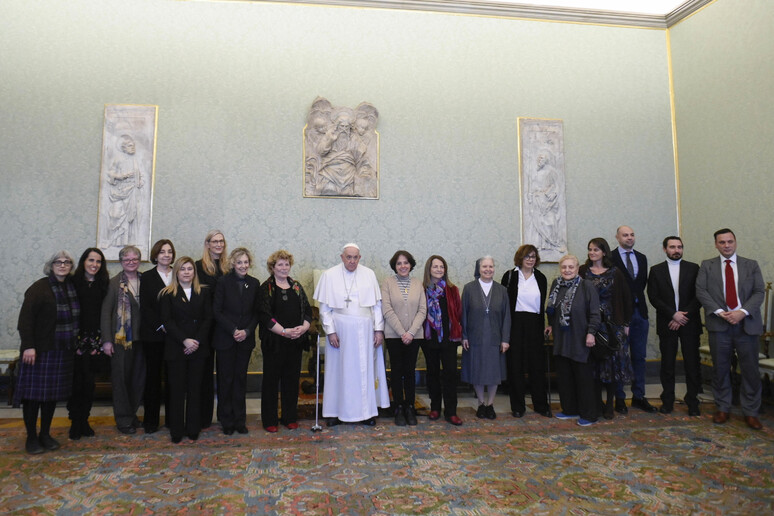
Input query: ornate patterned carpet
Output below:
<box><xmin>2</xmin><ymin>403</ymin><xmax>773</xmax><ymax>515</ymax></box>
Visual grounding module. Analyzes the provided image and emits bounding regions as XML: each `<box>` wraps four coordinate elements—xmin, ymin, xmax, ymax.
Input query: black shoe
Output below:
<box><xmin>236</xmin><ymin>425</ymin><xmax>248</xmax><ymax>434</ymax></box>
<box><xmin>603</xmin><ymin>403</ymin><xmax>614</xmax><ymax>420</ymax></box>
<box><xmin>362</xmin><ymin>418</ymin><xmax>376</xmax><ymax>426</ymax></box>
<box><xmin>659</xmin><ymin>404</ymin><xmax>673</xmax><ymax>414</ymax></box>
<box><xmin>188</xmin><ymin>433</ymin><xmax>199</xmax><ymax>441</ymax></box>
<box><xmin>132</xmin><ymin>417</ymin><xmax>142</xmax><ymax>429</ymax></box>
<box><xmin>171</xmin><ymin>435</ymin><xmax>183</xmax><ymax>443</ymax></box>
<box><xmin>614</xmin><ymin>399</ymin><xmax>628</xmax><ymax>414</ymax></box>
<box><xmin>223</xmin><ymin>426</ymin><xmax>235</xmax><ymax>435</ymax></box>
<box><xmin>81</xmin><ymin>421</ymin><xmax>95</xmax><ymax>437</ymax></box>
<box><xmin>688</xmin><ymin>407</ymin><xmax>701</xmax><ymax>417</ymax></box>
<box><xmin>144</xmin><ymin>426</ymin><xmax>159</xmax><ymax>434</ymax></box>
<box><xmin>69</xmin><ymin>423</ymin><xmax>81</xmax><ymax>441</ymax></box>
<box><xmin>632</xmin><ymin>397</ymin><xmax>658</xmax><ymax>413</ymax></box>
<box><xmin>486</xmin><ymin>405</ymin><xmax>496</xmax><ymax>420</ymax></box>
<box><xmin>394</xmin><ymin>406</ymin><xmax>407</xmax><ymax>426</ymax></box>
<box><xmin>538</xmin><ymin>409</ymin><xmax>553</xmax><ymax>418</ymax></box>
<box><xmin>39</xmin><ymin>434</ymin><xmax>60</xmax><ymax>451</ymax></box>
<box><xmin>476</xmin><ymin>404</ymin><xmax>486</xmax><ymax>419</ymax></box>
<box><xmin>512</xmin><ymin>411</ymin><xmax>524</xmax><ymax>418</ymax></box>
<box><xmin>404</xmin><ymin>406</ymin><xmax>418</xmax><ymax>426</ymax></box>
<box><xmin>25</xmin><ymin>436</ymin><xmax>45</xmax><ymax>455</ymax></box>
<box><xmin>326</xmin><ymin>418</ymin><xmax>341</xmax><ymax>427</ymax></box>
<box><xmin>118</xmin><ymin>426</ymin><xmax>136</xmax><ymax>435</ymax></box>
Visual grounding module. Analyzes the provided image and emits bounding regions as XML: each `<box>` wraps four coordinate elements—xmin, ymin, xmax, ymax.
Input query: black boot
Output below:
<box><xmin>404</xmin><ymin>405</ymin><xmax>417</xmax><ymax>426</ymax></box>
<box><xmin>604</xmin><ymin>384</ymin><xmax>615</xmax><ymax>420</ymax></box>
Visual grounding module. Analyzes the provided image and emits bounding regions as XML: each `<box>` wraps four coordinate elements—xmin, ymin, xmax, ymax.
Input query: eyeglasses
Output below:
<box><xmin>53</xmin><ymin>260</ymin><xmax>72</xmax><ymax>267</ymax></box>
<box><xmin>121</xmin><ymin>258</ymin><xmax>140</xmax><ymax>263</ymax></box>
<box><xmin>209</xmin><ymin>239</ymin><xmax>225</xmax><ymax>245</ymax></box>
<box><xmin>524</xmin><ymin>255</ymin><xmax>537</xmax><ymax>260</ymax></box>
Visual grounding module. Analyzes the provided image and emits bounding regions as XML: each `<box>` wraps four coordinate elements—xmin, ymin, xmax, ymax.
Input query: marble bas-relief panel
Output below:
<box><xmin>304</xmin><ymin>97</ymin><xmax>379</xmax><ymax>199</ymax></box>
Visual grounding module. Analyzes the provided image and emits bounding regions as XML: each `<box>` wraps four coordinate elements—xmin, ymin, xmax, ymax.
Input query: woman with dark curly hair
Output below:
<box><xmin>67</xmin><ymin>248</ymin><xmax>109</xmax><ymax>440</ymax></box>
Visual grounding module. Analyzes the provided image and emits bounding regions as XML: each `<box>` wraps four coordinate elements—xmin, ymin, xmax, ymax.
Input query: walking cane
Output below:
<box><xmin>545</xmin><ymin>334</ymin><xmax>552</xmax><ymax>408</ymax></box>
<box><xmin>311</xmin><ymin>334</ymin><xmax>323</xmax><ymax>432</ymax></box>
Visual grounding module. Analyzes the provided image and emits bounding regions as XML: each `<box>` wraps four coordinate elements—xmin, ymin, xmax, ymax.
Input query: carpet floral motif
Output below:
<box><xmin>2</xmin><ymin>406</ymin><xmax>773</xmax><ymax>514</ymax></box>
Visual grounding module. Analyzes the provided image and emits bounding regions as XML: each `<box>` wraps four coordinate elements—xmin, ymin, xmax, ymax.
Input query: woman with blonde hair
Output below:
<box><xmin>160</xmin><ymin>256</ymin><xmax>213</xmax><ymax>443</ymax></box>
<box><xmin>213</xmin><ymin>247</ymin><xmax>261</xmax><ymax>435</ymax></box>
<box><xmin>258</xmin><ymin>250</ymin><xmax>312</xmax><ymax>433</ymax></box>
<box><xmin>195</xmin><ymin>229</ymin><xmax>229</xmax><ymax>429</ymax></box>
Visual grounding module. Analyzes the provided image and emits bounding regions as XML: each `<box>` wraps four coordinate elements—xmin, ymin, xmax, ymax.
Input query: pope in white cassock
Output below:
<box><xmin>314</xmin><ymin>243</ymin><xmax>390</xmax><ymax>425</ymax></box>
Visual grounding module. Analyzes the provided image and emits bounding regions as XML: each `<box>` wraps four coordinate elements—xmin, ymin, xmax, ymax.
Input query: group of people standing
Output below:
<box><xmin>15</xmin><ymin>231</ymin><xmax>312</xmax><ymax>453</ymax></box>
<box><xmin>14</xmin><ymin>225</ymin><xmax>765</xmax><ymax>454</ymax></box>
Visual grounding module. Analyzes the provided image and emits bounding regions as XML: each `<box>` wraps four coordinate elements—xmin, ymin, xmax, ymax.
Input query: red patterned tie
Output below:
<box><xmin>725</xmin><ymin>259</ymin><xmax>738</xmax><ymax>309</ymax></box>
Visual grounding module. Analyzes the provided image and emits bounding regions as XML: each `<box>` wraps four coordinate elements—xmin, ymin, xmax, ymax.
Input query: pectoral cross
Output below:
<box><xmin>345</xmin><ymin>297</ymin><xmax>352</xmax><ymax>308</ymax></box>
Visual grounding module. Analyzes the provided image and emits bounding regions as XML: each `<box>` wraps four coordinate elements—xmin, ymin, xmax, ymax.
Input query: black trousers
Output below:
<box><xmin>167</xmin><ymin>357</ymin><xmax>205</xmax><ymax>439</ymax></box>
<box><xmin>216</xmin><ymin>344</ymin><xmax>253</xmax><ymax>428</ymax></box>
<box><xmin>421</xmin><ymin>340</ymin><xmax>458</xmax><ymax>417</ymax></box>
<box><xmin>67</xmin><ymin>352</ymin><xmax>97</xmax><ymax>424</ymax></box>
<box><xmin>506</xmin><ymin>312</ymin><xmax>549</xmax><ymax>414</ymax></box>
<box><xmin>142</xmin><ymin>341</ymin><xmax>166</xmax><ymax>430</ymax></box>
<box><xmin>386</xmin><ymin>338</ymin><xmax>421</xmax><ymax>408</ymax></box>
<box><xmin>261</xmin><ymin>340</ymin><xmax>303</xmax><ymax>428</ymax></box>
<box><xmin>200</xmin><ymin>352</ymin><xmax>215</xmax><ymax>428</ymax></box>
<box><xmin>659</xmin><ymin>329</ymin><xmax>702</xmax><ymax>409</ymax></box>
<box><xmin>555</xmin><ymin>355</ymin><xmax>596</xmax><ymax>421</ymax></box>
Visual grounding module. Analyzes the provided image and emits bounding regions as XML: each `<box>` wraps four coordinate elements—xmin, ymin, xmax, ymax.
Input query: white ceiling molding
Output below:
<box><xmin>228</xmin><ymin>0</ymin><xmax>714</xmax><ymax>28</ymax></box>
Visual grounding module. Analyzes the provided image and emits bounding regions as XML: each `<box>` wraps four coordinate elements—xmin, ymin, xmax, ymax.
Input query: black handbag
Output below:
<box><xmin>591</xmin><ymin>314</ymin><xmax>621</xmax><ymax>360</ymax></box>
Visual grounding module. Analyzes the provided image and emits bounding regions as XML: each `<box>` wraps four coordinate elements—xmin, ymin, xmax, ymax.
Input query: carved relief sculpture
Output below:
<box><xmin>97</xmin><ymin>104</ymin><xmax>157</xmax><ymax>260</ymax></box>
<box><xmin>304</xmin><ymin>97</ymin><xmax>379</xmax><ymax>199</ymax></box>
<box><xmin>518</xmin><ymin>118</ymin><xmax>568</xmax><ymax>262</ymax></box>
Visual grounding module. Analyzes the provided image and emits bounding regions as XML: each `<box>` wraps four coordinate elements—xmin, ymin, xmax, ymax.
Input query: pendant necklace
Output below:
<box><xmin>343</xmin><ymin>269</ymin><xmax>357</xmax><ymax>308</ymax></box>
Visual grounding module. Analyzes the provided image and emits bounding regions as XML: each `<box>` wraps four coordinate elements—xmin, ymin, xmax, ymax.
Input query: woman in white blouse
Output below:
<box><xmin>500</xmin><ymin>245</ymin><xmax>551</xmax><ymax>418</ymax></box>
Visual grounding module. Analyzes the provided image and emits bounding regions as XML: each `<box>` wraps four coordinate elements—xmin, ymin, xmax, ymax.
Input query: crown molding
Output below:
<box><xmin>230</xmin><ymin>0</ymin><xmax>713</xmax><ymax>28</ymax></box>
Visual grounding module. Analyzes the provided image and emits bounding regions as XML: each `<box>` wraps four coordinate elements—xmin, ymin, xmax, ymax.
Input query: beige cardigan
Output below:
<box><xmin>380</xmin><ymin>275</ymin><xmax>427</xmax><ymax>339</ymax></box>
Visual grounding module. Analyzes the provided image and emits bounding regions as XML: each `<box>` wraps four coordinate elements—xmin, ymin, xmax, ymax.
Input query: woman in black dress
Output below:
<box><xmin>139</xmin><ymin>239</ymin><xmax>175</xmax><ymax>433</ymax></box>
<box><xmin>160</xmin><ymin>256</ymin><xmax>213</xmax><ymax>443</ymax></box>
<box><xmin>67</xmin><ymin>248</ymin><xmax>109</xmax><ymax>440</ymax></box>
<box><xmin>195</xmin><ymin>229</ymin><xmax>229</xmax><ymax>429</ymax></box>
<box><xmin>213</xmin><ymin>247</ymin><xmax>261</xmax><ymax>435</ymax></box>
<box><xmin>16</xmin><ymin>251</ymin><xmax>80</xmax><ymax>454</ymax></box>
<box><xmin>258</xmin><ymin>250</ymin><xmax>312</xmax><ymax>433</ymax></box>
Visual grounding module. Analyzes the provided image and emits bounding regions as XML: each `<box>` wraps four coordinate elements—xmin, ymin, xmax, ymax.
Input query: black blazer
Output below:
<box><xmin>160</xmin><ymin>288</ymin><xmax>213</xmax><ymax>361</ymax></box>
<box><xmin>139</xmin><ymin>267</ymin><xmax>168</xmax><ymax>342</ymax></box>
<box><xmin>611</xmin><ymin>247</ymin><xmax>648</xmax><ymax>319</ymax></box>
<box><xmin>647</xmin><ymin>260</ymin><xmax>703</xmax><ymax>337</ymax></box>
<box><xmin>212</xmin><ymin>271</ymin><xmax>261</xmax><ymax>351</ymax></box>
<box><xmin>500</xmin><ymin>267</ymin><xmax>547</xmax><ymax>323</ymax></box>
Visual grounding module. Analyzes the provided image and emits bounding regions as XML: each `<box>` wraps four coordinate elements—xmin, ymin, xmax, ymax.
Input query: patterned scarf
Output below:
<box><xmin>48</xmin><ymin>274</ymin><xmax>80</xmax><ymax>351</ymax></box>
<box><xmin>115</xmin><ymin>271</ymin><xmax>137</xmax><ymax>349</ymax></box>
<box><xmin>425</xmin><ymin>279</ymin><xmax>446</xmax><ymax>342</ymax></box>
<box><xmin>267</xmin><ymin>275</ymin><xmax>309</xmax><ymax>323</ymax></box>
<box><xmin>547</xmin><ymin>276</ymin><xmax>580</xmax><ymax>330</ymax></box>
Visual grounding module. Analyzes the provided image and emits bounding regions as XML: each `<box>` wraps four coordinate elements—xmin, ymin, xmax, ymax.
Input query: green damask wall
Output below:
<box><xmin>670</xmin><ymin>0</ymin><xmax>774</xmax><ymax>289</ymax></box>
<box><xmin>2</xmin><ymin>0</ymin><xmax>682</xmax><ymax>352</ymax></box>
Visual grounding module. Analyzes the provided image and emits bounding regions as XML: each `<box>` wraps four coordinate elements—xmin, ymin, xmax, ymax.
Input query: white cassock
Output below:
<box><xmin>314</xmin><ymin>263</ymin><xmax>390</xmax><ymax>421</ymax></box>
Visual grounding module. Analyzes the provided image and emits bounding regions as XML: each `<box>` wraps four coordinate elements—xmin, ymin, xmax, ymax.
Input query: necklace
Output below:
<box><xmin>481</xmin><ymin>284</ymin><xmax>492</xmax><ymax>315</ymax></box>
<box><xmin>396</xmin><ymin>275</ymin><xmax>410</xmax><ymax>297</ymax></box>
<box><xmin>343</xmin><ymin>269</ymin><xmax>357</xmax><ymax>308</ymax></box>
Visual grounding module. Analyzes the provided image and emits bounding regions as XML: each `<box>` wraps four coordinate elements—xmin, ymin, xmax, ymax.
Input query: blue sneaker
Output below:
<box><xmin>555</xmin><ymin>412</ymin><xmax>579</xmax><ymax>420</ymax></box>
<box><xmin>577</xmin><ymin>418</ymin><xmax>598</xmax><ymax>427</ymax></box>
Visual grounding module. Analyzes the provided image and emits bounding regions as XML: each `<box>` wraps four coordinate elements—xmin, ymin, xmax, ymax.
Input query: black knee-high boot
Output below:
<box><xmin>604</xmin><ymin>383</ymin><xmax>615</xmax><ymax>419</ymax></box>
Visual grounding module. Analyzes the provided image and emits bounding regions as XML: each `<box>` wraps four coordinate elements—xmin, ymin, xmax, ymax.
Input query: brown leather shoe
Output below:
<box><xmin>744</xmin><ymin>416</ymin><xmax>763</xmax><ymax>430</ymax></box>
<box><xmin>712</xmin><ymin>411</ymin><xmax>729</xmax><ymax>424</ymax></box>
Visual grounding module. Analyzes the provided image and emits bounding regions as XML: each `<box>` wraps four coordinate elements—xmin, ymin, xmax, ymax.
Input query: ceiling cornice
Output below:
<box><xmin>233</xmin><ymin>0</ymin><xmax>714</xmax><ymax>28</ymax></box>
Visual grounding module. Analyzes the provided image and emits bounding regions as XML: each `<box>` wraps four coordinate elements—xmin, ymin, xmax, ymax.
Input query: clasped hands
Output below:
<box><xmin>718</xmin><ymin>309</ymin><xmax>746</xmax><ymax>325</ymax></box>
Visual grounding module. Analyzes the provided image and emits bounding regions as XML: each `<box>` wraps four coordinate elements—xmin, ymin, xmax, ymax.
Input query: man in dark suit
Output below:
<box><xmin>647</xmin><ymin>236</ymin><xmax>702</xmax><ymax>416</ymax></box>
<box><xmin>696</xmin><ymin>229</ymin><xmax>764</xmax><ymax>430</ymax></box>
<box><xmin>611</xmin><ymin>225</ymin><xmax>657</xmax><ymax>413</ymax></box>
